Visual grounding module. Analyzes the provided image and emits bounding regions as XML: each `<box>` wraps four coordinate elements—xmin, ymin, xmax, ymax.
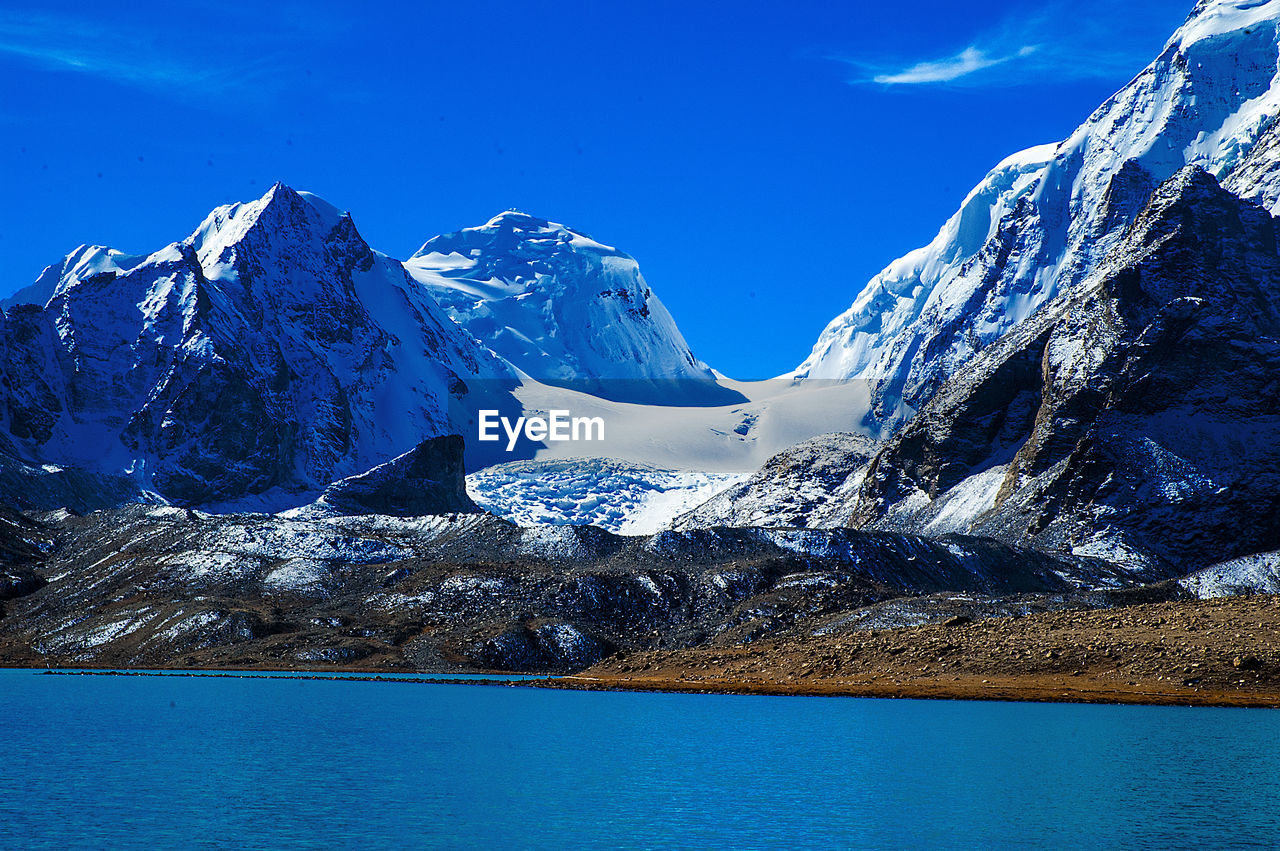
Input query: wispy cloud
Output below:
<box><xmin>839</xmin><ymin>1</ymin><xmax>1185</xmax><ymax>88</ymax></box>
<box><xmin>0</xmin><ymin>6</ymin><xmax>337</xmax><ymax>99</ymax></box>
<box><xmin>872</xmin><ymin>45</ymin><xmax>1038</xmax><ymax>85</ymax></box>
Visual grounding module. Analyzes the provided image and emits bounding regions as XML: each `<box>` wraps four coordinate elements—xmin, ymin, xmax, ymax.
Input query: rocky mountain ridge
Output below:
<box><xmin>0</xmin><ymin>503</ymin><xmax>1142</xmax><ymax>672</ymax></box>
<box><xmin>0</xmin><ymin>184</ymin><xmax>751</xmax><ymax>514</ymax></box>
<box><xmin>794</xmin><ymin>0</ymin><xmax>1280</xmax><ymax>428</ymax></box>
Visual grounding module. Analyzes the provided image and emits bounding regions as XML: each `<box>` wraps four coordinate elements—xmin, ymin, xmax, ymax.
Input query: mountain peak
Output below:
<box><xmin>476</xmin><ymin>209</ymin><xmax>565</xmax><ymax>237</ymax></box>
<box><xmin>257</xmin><ymin>182</ymin><xmax>350</xmax><ymax>222</ymax></box>
<box><xmin>1098</xmin><ymin>165</ymin><xmax>1280</xmax><ymax>316</ymax></box>
<box><xmin>1149</xmin><ymin>164</ymin><xmax>1227</xmax><ymax>203</ymax></box>
<box><xmin>186</xmin><ymin>183</ymin><xmax>359</xmax><ymax>278</ymax></box>
<box><xmin>486</xmin><ymin>208</ymin><xmax>545</xmax><ymax>226</ymax></box>
<box><xmin>1122</xmin><ymin>164</ymin><xmax>1267</xmax><ymax>250</ymax></box>
<box><xmin>2</xmin><ymin>244</ymin><xmax>148</xmax><ymax>311</ymax></box>
<box><xmin>0</xmin><ymin>185</ymin><xmax>511</xmax><ymax>509</ymax></box>
<box><xmin>405</xmin><ymin>211</ymin><xmax>734</xmax><ymax>401</ymax></box>
<box><xmin>1176</xmin><ymin>0</ymin><xmax>1280</xmax><ymax>50</ymax></box>
<box><xmin>411</xmin><ymin>209</ymin><xmax>617</xmax><ymax>263</ymax></box>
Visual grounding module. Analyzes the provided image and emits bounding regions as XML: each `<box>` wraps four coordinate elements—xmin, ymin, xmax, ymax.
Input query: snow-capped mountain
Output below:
<box><xmin>794</xmin><ymin>0</ymin><xmax>1280</xmax><ymax>427</ymax></box>
<box><xmin>406</xmin><ymin>210</ymin><xmax>740</xmax><ymax>405</ymax></box>
<box><xmin>0</xmin><ymin>184</ymin><xmax>872</xmax><ymax>520</ymax></box>
<box><xmin>696</xmin><ymin>164</ymin><xmax>1280</xmax><ymax>574</ymax></box>
<box><xmin>1</xmin><ymin>245</ymin><xmax>148</xmax><ymax>312</ymax></box>
<box><xmin>1</xmin><ymin>183</ymin><xmax>513</xmax><ymax>509</ymax></box>
<box><xmin>845</xmin><ymin>166</ymin><xmax>1280</xmax><ymax>576</ymax></box>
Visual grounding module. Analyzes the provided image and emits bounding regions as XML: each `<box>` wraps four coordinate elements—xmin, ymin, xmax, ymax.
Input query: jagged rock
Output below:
<box><xmin>672</xmin><ymin>433</ymin><xmax>877</xmax><ymax>530</ymax></box>
<box><xmin>317</xmin><ymin>435</ymin><xmax>479</xmax><ymax>517</ymax></box>
<box><xmin>0</xmin><ymin>504</ymin><xmax>1138</xmax><ymax>671</ymax></box>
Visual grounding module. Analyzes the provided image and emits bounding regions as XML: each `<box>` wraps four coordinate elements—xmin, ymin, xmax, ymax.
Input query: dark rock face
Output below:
<box><xmin>0</xmin><ymin>503</ymin><xmax>47</xmax><ymax>567</ymax></box>
<box><xmin>468</xmin><ymin>621</ymin><xmax>614</xmax><ymax>672</ymax></box>
<box><xmin>849</xmin><ymin>166</ymin><xmax>1280</xmax><ymax>575</ymax></box>
<box><xmin>0</xmin><ymin>505</ymin><xmax>47</xmax><ymax>611</ymax></box>
<box><xmin>318</xmin><ymin>435</ymin><xmax>479</xmax><ymax>517</ymax></box>
<box><xmin>869</xmin><ymin>326</ymin><xmax>1053</xmax><ymax>502</ymax></box>
<box><xmin>0</xmin><ymin>567</ymin><xmax>46</xmax><ymax>601</ymax></box>
<box><xmin>0</xmin><ymin>449</ymin><xmax>141</xmax><ymax>514</ymax></box>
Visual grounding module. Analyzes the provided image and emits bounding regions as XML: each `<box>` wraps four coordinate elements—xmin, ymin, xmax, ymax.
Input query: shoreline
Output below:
<box><xmin>10</xmin><ymin>664</ymin><xmax>1280</xmax><ymax>708</ymax></box>
<box><xmin>553</xmin><ymin>595</ymin><xmax>1280</xmax><ymax>709</ymax></box>
<box><xmin>8</xmin><ymin>595</ymin><xmax>1280</xmax><ymax>709</ymax></box>
<box><xmin>542</xmin><ymin>673</ymin><xmax>1280</xmax><ymax>708</ymax></box>
<box><xmin>7</xmin><ymin>667</ymin><xmax>544</xmax><ymax>686</ymax></box>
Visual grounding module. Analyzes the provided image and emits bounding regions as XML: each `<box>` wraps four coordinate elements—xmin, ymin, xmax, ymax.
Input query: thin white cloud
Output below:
<box><xmin>872</xmin><ymin>45</ymin><xmax>1037</xmax><ymax>85</ymax></box>
<box><xmin>839</xmin><ymin>0</ymin><xmax>1187</xmax><ymax>89</ymax></box>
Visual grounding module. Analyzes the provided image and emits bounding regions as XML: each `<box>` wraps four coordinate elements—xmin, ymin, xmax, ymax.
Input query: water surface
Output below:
<box><xmin>2</xmin><ymin>669</ymin><xmax>1277</xmax><ymax>848</ymax></box>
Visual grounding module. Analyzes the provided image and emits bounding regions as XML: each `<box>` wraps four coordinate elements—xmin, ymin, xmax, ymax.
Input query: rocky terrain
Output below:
<box><xmin>842</xmin><ymin>167</ymin><xmax>1280</xmax><ymax>573</ymax></box>
<box><xmin>0</xmin><ymin>505</ymin><xmax>1134</xmax><ymax>673</ymax></box>
<box><xmin>701</xmin><ymin>166</ymin><xmax>1280</xmax><ymax>580</ymax></box>
<box><xmin>565</xmin><ymin>595</ymin><xmax>1280</xmax><ymax>708</ymax></box>
<box><xmin>672</xmin><ymin>432</ymin><xmax>877</xmax><ymax>530</ymax></box>
<box><xmin>9</xmin><ymin>496</ymin><xmax>1280</xmax><ymax>708</ymax></box>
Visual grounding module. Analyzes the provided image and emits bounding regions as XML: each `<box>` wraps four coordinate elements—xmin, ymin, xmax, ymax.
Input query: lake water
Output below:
<box><xmin>2</xmin><ymin>669</ymin><xmax>1279</xmax><ymax>848</ymax></box>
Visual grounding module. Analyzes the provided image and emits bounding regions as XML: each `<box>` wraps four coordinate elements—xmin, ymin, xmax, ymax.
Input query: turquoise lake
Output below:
<box><xmin>2</xmin><ymin>669</ymin><xmax>1279</xmax><ymax>848</ymax></box>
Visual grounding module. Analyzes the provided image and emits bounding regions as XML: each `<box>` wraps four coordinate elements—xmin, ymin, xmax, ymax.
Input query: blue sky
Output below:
<box><xmin>1</xmin><ymin>0</ymin><xmax>1193</xmax><ymax>378</ymax></box>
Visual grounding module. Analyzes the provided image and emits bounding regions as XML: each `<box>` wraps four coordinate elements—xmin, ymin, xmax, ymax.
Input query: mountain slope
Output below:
<box><xmin>406</xmin><ymin>211</ymin><xmax>740</xmax><ymax>405</ymax></box>
<box><xmin>846</xmin><ymin>167</ymin><xmax>1280</xmax><ymax>576</ymax></box>
<box><xmin>0</xmin><ymin>503</ymin><xmax>1135</xmax><ymax>670</ymax></box>
<box><xmin>794</xmin><ymin>0</ymin><xmax>1280</xmax><ymax>428</ymax></box>
<box><xmin>1</xmin><ymin>184</ymin><xmax>514</xmax><ymax>509</ymax></box>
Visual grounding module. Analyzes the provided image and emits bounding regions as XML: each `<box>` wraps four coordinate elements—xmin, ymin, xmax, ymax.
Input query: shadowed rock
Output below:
<box><xmin>318</xmin><ymin>435</ymin><xmax>480</xmax><ymax>517</ymax></box>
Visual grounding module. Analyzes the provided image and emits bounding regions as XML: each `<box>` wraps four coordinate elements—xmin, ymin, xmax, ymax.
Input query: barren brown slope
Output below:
<box><xmin>554</xmin><ymin>595</ymin><xmax>1280</xmax><ymax>708</ymax></box>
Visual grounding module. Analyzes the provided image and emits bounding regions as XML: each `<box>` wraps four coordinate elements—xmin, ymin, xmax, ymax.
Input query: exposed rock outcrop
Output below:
<box><xmin>316</xmin><ymin>435</ymin><xmax>479</xmax><ymax>517</ymax></box>
<box><xmin>848</xmin><ymin>167</ymin><xmax>1280</xmax><ymax>575</ymax></box>
<box><xmin>671</xmin><ymin>433</ymin><xmax>877</xmax><ymax>529</ymax></box>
